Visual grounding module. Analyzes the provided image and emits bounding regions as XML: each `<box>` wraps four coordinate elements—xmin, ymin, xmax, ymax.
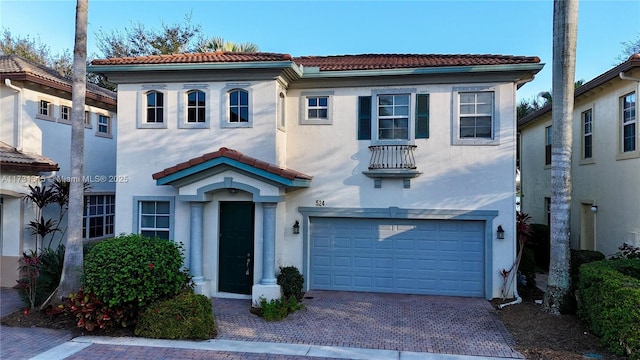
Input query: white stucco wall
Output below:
<box><xmin>520</xmin><ymin>78</ymin><xmax>640</xmax><ymax>257</ymax></box>
<box><xmin>114</xmin><ymin>77</ymin><xmax>519</xmax><ymax>299</ymax></box>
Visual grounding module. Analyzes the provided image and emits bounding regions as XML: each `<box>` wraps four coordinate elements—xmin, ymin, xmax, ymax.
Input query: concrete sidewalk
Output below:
<box><xmin>1</xmin><ymin>287</ymin><xmax>523</xmax><ymax>360</ymax></box>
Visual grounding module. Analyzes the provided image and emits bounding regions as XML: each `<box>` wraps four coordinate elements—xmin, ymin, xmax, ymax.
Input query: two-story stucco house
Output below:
<box><xmin>519</xmin><ymin>54</ymin><xmax>640</xmax><ymax>257</ymax></box>
<box><xmin>90</xmin><ymin>52</ymin><xmax>542</xmax><ymax>302</ymax></box>
<box><xmin>0</xmin><ymin>55</ymin><xmax>117</xmax><ymax>286</ymax></box>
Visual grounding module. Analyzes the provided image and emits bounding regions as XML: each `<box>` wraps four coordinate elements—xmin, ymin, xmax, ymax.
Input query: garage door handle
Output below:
<box><xmin>246</xmin><ymin>253</ymin><xmax>251</xmax><ymax>276</ymax></box>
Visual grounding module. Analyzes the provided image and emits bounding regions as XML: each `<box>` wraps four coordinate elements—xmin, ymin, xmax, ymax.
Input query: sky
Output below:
<box><xmin>1</xmin><ymin>0</ymin><xmax>639</xmax><ymax>102</ymax></box>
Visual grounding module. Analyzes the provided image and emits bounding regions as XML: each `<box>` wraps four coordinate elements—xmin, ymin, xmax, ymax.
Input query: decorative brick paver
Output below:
<box><xmin>213</xmin><ymin>291</ymin><xmax>523</xmax><ymax>359</ymax></box>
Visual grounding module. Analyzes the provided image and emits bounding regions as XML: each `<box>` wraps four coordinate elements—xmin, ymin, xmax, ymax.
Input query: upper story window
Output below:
<box><xmin>37</xmin><ymin>99</ymin><xmax>53</xmax><ymax>120</ymax></box>
<box><xmin>97</xmin><ymin>115</ymin><xmax>111</xmax><ymax>136</ymax></box>
<box><xmin>84</xmin><ymin>111</ymin><xmax>92</xmax><ymax>128</ymax></box>
<box><xmin>300</xmin><ymin>91</ymin><xmax>334</xmax><ymax>125</ymax></box>
<box><xmin>545</xmin><ymin>125</ymin><xmax>552</xmax><ymax>165</ymax></box>
<box><xmin>377</xmin><ymin>94</ymin><xmax>410</xmax><ymax>140</ymax></box>
<box><xmin>621</xmin><ymin>92</ymin><xmax>636</xmax><ymax>153</ymax></box>
<box><xmin>229</xmin><ymin>89</ymin><xmax>249</xmax><ymax>123</ymax></box>
<box><xmin>452</xmin><ymin>88</ymin><xmax>498</xmax><ymax>145</ymax></box>
<box><xmin>146</xmin><ymin>91</ymin><xmax>164</xmax><ymax>123</ymax></box>
<box><xmin>459</xmin><ymin>92</ymin><xmax>493</xmax><ymax>139</ymax></box>
<box><xmin>60</xmin><ymin>105</ymin><xmax>71</xmax><ymax>122</ymax></box>
<box><xmin>357</xmin><ymin>91</ymin><xmax>429</xmax><ymax>141</ymax></box>
<box><xmin>187</xmin><ymin>90</ymin><xmax>206</xmax><ymax>123</ymax></box>
<box><xmin>582</xmin><ymin>109</ymin><xmax>593</xmax><ymax>159</ymax></box>
<box><xmin>278</xmin><ymin>92</ymin><xmax>285</xmax><ymax>130</ymax></box>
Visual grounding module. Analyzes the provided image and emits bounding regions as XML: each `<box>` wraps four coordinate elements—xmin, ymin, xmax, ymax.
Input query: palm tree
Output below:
<box><xmin>543</xmin><ymin>0</ymin><xmax>579</xmax><ymax>315</ymax></box>
<box><xmin>58</xmin><ymin>0</ymin><xmax>88</xmax><ymax>299</ymax></box>
<box><xmin>197</xmin><ymin>36</ymin><xmax>259</xmax><ymax>52</ymax></box>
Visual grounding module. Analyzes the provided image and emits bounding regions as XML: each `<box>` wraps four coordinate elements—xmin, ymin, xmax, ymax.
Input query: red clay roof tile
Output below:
<box><xmin>91</xmin><ymin>52</ymin><xmax>540</xmax><ymax>71</ymax></box>
<box><xmin>152</xmin><ymin>147</ymin><xmax>312</xmax><ymax>182</ymax></box>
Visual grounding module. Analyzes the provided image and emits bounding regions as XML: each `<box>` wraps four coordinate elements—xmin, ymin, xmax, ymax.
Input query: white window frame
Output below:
<box><xmin>300</xmin><ymin>91</ymin><xmax>334</xmax><ymax>125</ymax></box>
<box><xmin>277</xmin><ymin>91</ymin><xmax>286</xmax><ymax>131</ymax></box>
<box><xmin>84</xmin><ymin>111</ymin><xmax>93</xmax><ymax>128</ymax></box>
<box><xmin>59</xmin><ymin>105</ymin><xmax>71</xmax><ymax>123</ymax></box>
<box><xmin>83</xmin><ymin>194</ymin><xmax>115</xmax><ymax>239</ymax></box>
<box><xmin>581</xmin><ymin>108</ymin><xmax>594</xmax><ymax>163</ymax></box>
<box><xmin>619</xmin><ymin>92</ymin><xmax>638</xmax><ymax>158</ymax></box>
<box><xmin>545</xmin><ymin>125</ymin><xmax>552</xmax><ymax>167</ymax></box>
<box><xmin>179</xmin><ymin>87</ymin><xmax>209</xmax><ymax>129</ymax></box>
<box><xmin>36</xmin><ymin>98</ymin><xmax>54</xmax><ymax>121</ymax></box>
<box><xmin>134</xmin><ymin>197</ymin><xmax>174</xmax><ymax>240</ymax></box>
<box><xmin>370</xmin><ymin>88</ymin><xmax>416</xmax><ymax>144</ymax></box>
<box><xmin>137</xmin><ymin>87</ymin><xmax>168</xmax><ymax>129</ymax></box>
<box><xmin>221</xmin><ymin>84</ymin><xmax>252</xmax><ymax>128</ymax></box>
<box><xmin>96</xmin><ymin>114</ymin><xmax>112</xmax><ymax>137</ymax></box>
<box><xmin>452</xmin><ymin>86</ymin><xmax>499</xmax><ymax>146</ymax></box>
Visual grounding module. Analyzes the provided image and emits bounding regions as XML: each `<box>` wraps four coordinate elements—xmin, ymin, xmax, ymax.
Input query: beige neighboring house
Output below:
<box><xmin>519</xmin><ymin>54</ymin><xmax>640</xmax><ymax>257</ymax></box>
<box><xmin>0</xmin><ymin>55</ymin><xmax>117</xmax><ymax>287</ymax></box>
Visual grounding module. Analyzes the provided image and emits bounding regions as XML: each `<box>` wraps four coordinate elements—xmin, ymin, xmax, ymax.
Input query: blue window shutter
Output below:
<box><xmin>358</xmin><ymin>96</ymin><xmax>372</xmax><ymax>140</ymax></box>
<box><xmin>416</xmin><ymin>94</ymin><xmax>429</xmax><ymax>139</ymax></box>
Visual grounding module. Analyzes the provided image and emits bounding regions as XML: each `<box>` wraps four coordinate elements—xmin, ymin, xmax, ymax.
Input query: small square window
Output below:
<box><xmin>139</xmin><ymin>200</ymin><xmax>171</xmax><ymax>239</ymax></box>
<box><xmin>452</xmin><ymin>89</ymin><xmax>498</xmax><ymax>146</ymax></box>
<box><xmin>60</xmin><ymin>106</ymin><xmax>71</xmax><ymax>121</ymax></box>
<box><xmin>84</xmin><ymin>111</ymin><xmax>93</xmax><ymax>128</ymax></box>
<box><xmin>37</xmin><ymin>99</ymin><xmax>53</xmax><ymax>120</ymax></box>
<box><xmin>300</xmin><ymin>91</ymin><xmax>334</xmax><ymax>125</ymax></box>
<box><xmin>98</xmin><ymin>115</ymin><xmax>111</xmax><ymax>135</ymax></box>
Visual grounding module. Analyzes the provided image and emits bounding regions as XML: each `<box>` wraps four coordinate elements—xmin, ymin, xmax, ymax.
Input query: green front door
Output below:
<box><xmin>219</xmin><ymin>202</ymin><xmax>255</xmax><ymax>294</ymax></box>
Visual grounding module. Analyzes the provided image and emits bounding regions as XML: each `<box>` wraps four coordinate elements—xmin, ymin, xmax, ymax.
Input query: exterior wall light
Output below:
<box><xmin>590</xmin><ymin>205</ymin><xmax>598</xmax><ymax>213</ymax></box>
<box><xmin>293</xmin><ymin>220</ymin><xmax>300</xmax><ymax>234</ymax></box>
<box><xmin>497</xmin><ymin>225</ymin><xmax>505</xmax><ymax>240</ymax></box>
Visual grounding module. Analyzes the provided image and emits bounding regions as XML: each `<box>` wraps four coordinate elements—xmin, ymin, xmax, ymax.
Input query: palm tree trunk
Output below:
<box><xmin>58</xmin><ymin>0</ymin><xmax>88</xmax><ymax>299</ymax></box>
<box><xmin>543</xmin><ymin>0</ymin><xmax>579</xmax><ymax>314</ymax></box>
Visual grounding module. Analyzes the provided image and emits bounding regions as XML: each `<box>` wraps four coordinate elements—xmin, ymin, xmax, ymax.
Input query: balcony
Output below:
<box><xmin>362</xmin><ymin>145</ymin><xmax>422</xmax><ymax>188</ymax></box>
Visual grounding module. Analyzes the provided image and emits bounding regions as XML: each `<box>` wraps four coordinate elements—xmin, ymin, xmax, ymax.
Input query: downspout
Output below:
<box><xmin>500</xmin><ymin>81</ymin><xmax>523</xmax><ymax>309</ymax></box>
<box><xmin>4</xmin><ymin>79</ymin><xmax>23</xmax><ymax>151</ymax></box>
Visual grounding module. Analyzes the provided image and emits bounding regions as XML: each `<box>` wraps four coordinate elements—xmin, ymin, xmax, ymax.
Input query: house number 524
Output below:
<box><xmin>315</xmin><ymin>200</ymin><xmax>325</xmax><ymax>207</ymax></box>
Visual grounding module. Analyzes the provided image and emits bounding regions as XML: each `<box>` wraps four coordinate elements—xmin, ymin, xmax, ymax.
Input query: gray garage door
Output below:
<box><xmin>309</xmin><ymin>217</ymin><xmax>485</xmax><ymax>297</ymax></box>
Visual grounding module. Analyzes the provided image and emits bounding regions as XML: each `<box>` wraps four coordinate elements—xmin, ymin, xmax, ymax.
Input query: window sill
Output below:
<box><xmin>222</xmin><ymin>122</ymin><xmax>252</xmax><ymax>128</ymax></box>
<box><xmin>616</xmin><ymin>151</ymin><xmax>640</xmax><ymax>161</ymax></box>
<box><xmin>579</xmin><ymin>158</ymin><xmax>595</xmax><ymax>166</ymax></box>
<box><xmin>36</xmin><ymin>114</ymin><xmax>55</xmax><ymax>122</ymax></box>
<box><xmin>452</xmin><ymin>138</ymin><xmax>500</xmax><ymax>146</ymax></box>
<box><xmin>544</xmin><ymin>164</ymin><xmax>551</xmax><ymax>170</ymax></box>
<box><xmin>300</xmin><ymin>119</ymin><xmax>332</xmax><ymax>125</ymax></box>
<box><xmin>95</xmin><ymin>132</ymin><xmax>113</xmax><ymax>139</ymax></box>
<box><xmin>138</xmin><ymin>123</ymin><xmax>167</xmax><ymax>129</ymax></box>
<box><xmin>178</xmin><ymin>122</ymin><xmax>209</xmax><ymax>129</ymax></box>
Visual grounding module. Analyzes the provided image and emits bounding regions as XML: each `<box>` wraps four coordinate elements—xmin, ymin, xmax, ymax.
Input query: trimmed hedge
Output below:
<box><xmin>577</xmin><ymin>259</ymin><xmax>640</xmax><ymax>358</ymax></box>
<box><xmin>135</xmin><ymin>291</ymin><xmax>216</xmax><ymax>339</ymax></box>
<box><xmin>83</xmin><ymin>234</ymin><xmax>189</xmax><ymax>308</ymax></box>
<box><xmin>277</xmin><ymin>266</ymin><xmax>304</xmax><ymax>301</ymax></box>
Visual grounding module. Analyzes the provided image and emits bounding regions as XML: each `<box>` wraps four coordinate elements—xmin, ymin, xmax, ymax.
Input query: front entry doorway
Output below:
<box><xmin>219</xmin><ymin>202</ymin><xmax>255</xmax><ymax>294</ymax></box>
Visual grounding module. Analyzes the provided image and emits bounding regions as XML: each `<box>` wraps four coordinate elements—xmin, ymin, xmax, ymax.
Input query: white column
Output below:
<box><xmin>252</xmin><ymin>201</ymin><xmax>281</xmax><ymax>304</ymax></box>
<box><xmin>189</xmin><ymin>202</ymin><xmax>205</xmax><ymax>292</ymax></box>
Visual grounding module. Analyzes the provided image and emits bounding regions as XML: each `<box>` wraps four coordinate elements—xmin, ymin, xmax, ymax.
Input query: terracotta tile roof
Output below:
<box><xmin>91</xmin><ymin>52</ymin><xmax>293</xmax><ymax>66</ymax></box>
<box><xmin>0</xmin><ymin>141</ymin><xmax>59</xmax><ymax>173</ymax></box>
<box><xmin>90</xmin><ymin>52</ymin><xmax>540</xmax><ymax>71</ymax></box>
<box><xmin>152</xmin><ymin>147</ymin><xmax>312</xmax><ymax>182</ymax></box>
<box><xmin>0</xmin><ymin>55</ymin><xmax>116</xmax><ymax>105</ymax></box>
<box><xmin>293</xmin><ymin>53</ymin><xmax>541</xmax><ymax>71</ymax></box>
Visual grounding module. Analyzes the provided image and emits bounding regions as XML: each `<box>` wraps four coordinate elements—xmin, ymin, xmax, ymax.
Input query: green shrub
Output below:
<box><xmin>577</xmin><ymin>259</ymin><xmax>640</xmax><ymax>359</ymax></box>
<box><xmin>83</xmin><ymin>234</ymin><xmax>190</xmax><ymax>308</ymax></box>
<box><xmin>277</xmin><ymin>266</ymin><xmax>304</xmax><ymax>301</ymax></box>
<box><xmin>135</xmin><ymin>291</ymin><xmax>216</xmax><ymax>339</ymax></box>
<box><xmin>257</xmin><ymin>296</ymin><xmax>304</xmax><ymax>321</ymax></box>
<box><xmin>561</xmin><ymin>249</ymin><xmax>606</xmax><ymax>314</ymax></box>
<box><xmin>65</xmin><ymin>288</ymin><xmax>138</xmax><ymax>331</ymax></box>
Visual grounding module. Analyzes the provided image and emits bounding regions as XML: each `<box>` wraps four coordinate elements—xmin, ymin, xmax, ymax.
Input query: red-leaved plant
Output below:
<box><xmin>65</xmin><ymin>289</ymin><xmax>138</xmax><ymax>331</ymax></box>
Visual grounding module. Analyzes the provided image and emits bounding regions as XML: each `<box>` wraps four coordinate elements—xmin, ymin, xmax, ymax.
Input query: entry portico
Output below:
<box><xmin>152</xmin><ymin>147</ymin><xmax>311</xmax><ymax>304</ymax></box>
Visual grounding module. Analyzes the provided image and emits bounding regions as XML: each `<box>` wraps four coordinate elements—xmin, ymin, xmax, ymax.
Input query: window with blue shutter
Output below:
<box><xmin>358</xmin><ymin>96</ymin><xmax>372</xmax><ymax>140</ymax></box>
<box><xmin>415</xmin><ymin>94</ymin><xmax>429</xmax><ymax>139</ymax></box>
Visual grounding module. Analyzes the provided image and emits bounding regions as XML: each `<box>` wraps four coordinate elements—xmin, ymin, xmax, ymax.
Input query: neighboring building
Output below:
<box><xmin>0</xmin><ymin>55</ymin><xmax>117</xmax><ymax>287</ymax></box>
<box><xmin>90</xmin><ymin>52</ymin><xmax>542</xmax><ymax>302</ymax></box>
<box><xmin>519</xmin><ymin>54</ymin><xmax>640</xmax><ymax>257</ymax></box>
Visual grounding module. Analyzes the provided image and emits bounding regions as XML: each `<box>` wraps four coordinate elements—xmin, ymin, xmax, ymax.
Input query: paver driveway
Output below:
<box><xmin>213</xmin><ymin>290</ymin><xmax>523</xmax><ymax>359</ymax></box>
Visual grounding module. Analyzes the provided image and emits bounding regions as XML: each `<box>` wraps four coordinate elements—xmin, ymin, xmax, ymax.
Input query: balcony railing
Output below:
<box><xmin>368</xmin><ymin>145</ymin><xmax>417</xmax><ymax>170</ymax></box>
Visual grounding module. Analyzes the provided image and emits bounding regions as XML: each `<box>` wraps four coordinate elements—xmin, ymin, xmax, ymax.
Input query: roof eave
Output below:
<box><xmin>300</xmin><ymin>63</ymin><xmax>544</xmax><ymax>78</ymax></box>
<box><xmin>154</xmin><ymin>157</ymin><xmax>310</xmax><ymax>188</ymax></box>
<box><xmin>89</xmin><ymin>61</ymin><xmax>303</xmax><ymax>76</ymax></box>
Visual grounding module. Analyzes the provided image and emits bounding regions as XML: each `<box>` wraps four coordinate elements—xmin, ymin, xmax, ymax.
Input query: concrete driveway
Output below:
<box><xmin>213</xmin><ymin>290</ymin><xmax>522</xmax><ymax>359</ymax></box>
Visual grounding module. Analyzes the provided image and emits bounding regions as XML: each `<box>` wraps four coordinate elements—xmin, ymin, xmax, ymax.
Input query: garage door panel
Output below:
<box><xmin>309</xmin><ymin>218</ymin><xmax>485</xmax><ymax>297</ymax></box>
